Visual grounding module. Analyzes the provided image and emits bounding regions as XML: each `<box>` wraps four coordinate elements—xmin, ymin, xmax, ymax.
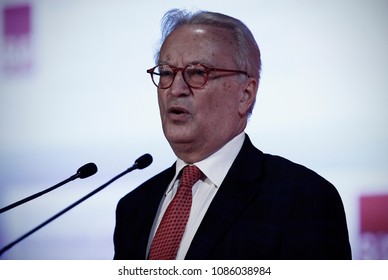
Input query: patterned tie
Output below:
<box><xmin>148</xmin><ymin>165</ymin><xmax>202</xmax><ymax>260</ymax></box>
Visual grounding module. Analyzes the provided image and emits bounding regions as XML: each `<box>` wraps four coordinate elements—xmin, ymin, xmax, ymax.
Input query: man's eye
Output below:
<box><xmin>186</xmin><ymin>68</ymin><xmax>206</xmax><ymax>77</ymax></box>
<box><xmin>158</xmin><ymin>69</ymin><xmax>174</xmax><ymax>77</ymax></box>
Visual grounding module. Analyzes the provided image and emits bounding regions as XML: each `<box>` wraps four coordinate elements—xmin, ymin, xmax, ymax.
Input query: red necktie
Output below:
<box><xmin>148</xmin><ymin>165</ymin><xmax>202</xmax><ymax>260</ymax></box>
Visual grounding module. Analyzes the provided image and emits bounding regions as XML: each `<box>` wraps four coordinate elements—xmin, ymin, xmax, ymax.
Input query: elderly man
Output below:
<box><xmin>113</xmin><ymin>9</ymin><xmax>351</xmax><ymax>260</ymax></box>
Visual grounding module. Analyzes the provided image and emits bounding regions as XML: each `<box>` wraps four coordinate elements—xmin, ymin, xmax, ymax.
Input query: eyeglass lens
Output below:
<box><xmin>152</xmin><ymin>64</ymin><xmax>208</xmax><ymax>89</ymax></box>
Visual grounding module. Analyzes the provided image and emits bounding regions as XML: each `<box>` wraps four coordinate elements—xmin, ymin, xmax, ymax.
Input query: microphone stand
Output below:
<box><xmin>0</xmin><ymin>175</ymin><xmax>79</xmax><ymax>214</ymax></box>
<box><xmin>0</xmin><ymin>162</ymin><xmax>97</xmax><ymax>214</ymax></box>
<box><xmin>0</xmin><ymin>165</ymin><xmax>136</xmax><ymax>256</ymax></box>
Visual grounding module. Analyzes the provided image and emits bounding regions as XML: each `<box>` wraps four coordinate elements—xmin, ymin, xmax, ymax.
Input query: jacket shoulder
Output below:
<box><xmin>261</xmin><ymin>152</ymin><xmax>336</xmax><ymax>194</ymax></box>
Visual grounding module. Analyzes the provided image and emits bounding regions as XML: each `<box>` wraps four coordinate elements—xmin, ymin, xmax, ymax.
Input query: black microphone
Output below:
<box><xmin>76</xmin><ymin>163</ymin><xmax>98</xmax><ymax>179</ymax></box>
<box><xmin>0</xmin><ymin>163</ymin><xmax>98</xmax><ymax>214</ymax></box>
<box><xmin>0</xmin><ymin>153</ymin><xmax>152</xmax><ymax>256</ymax></box>
<box><xmin>133</xmin><ymin>153</ymin><xmax>153</xmax><ymax>170</ymax></box>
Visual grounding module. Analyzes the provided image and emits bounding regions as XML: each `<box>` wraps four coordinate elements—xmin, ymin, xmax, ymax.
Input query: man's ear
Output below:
<box><xmin>238</xmin><ymin>78</ymin><xmax>258</xmax><ymax>116</ymax></box>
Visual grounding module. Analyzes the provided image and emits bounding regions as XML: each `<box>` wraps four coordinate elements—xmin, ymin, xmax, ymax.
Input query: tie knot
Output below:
<box><xmin>180</xmin><ymin>165</ymin><xmax>202</xmax><ymax>188</ymax></box>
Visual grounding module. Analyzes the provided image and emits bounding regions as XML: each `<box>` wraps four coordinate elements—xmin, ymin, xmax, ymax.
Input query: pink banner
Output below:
<box><xmin>2</xmin><ymin>4</ymin><xmax>33</xmax><ymax>75</ymax></box>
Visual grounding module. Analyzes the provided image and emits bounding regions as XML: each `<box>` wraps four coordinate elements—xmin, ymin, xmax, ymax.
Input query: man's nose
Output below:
<box><xmin>169</xmin><ymin>70</ymin><xmax>191</xmax><ymax>96</ymax></box>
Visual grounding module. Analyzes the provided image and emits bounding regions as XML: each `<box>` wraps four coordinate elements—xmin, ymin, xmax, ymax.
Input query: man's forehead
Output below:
<box><xmin>158</xmin><ymin>24</ymin><xmax>235</xmax><ymax>66</ymax></box>
<box><xmin>168</xmin><ymin>24</ymin><xmax>232</xmax><ymax>40</ymax></box>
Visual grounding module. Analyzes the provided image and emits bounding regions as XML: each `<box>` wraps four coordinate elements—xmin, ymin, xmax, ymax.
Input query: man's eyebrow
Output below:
<box><xmin>157</xmin><ymin>60</ymin><xmax>214</xmax><ymax>67</ymax></box>
<box><xmin>189</xmin><ymin>60</ymin><xmax>206</xmax><ymax>65</ymax></box>
<box><xmin>157</xmin><ymin>60</ymin><xmax>169</xmax><ymax>65</ymax></box>
<box><xmin>189</xmin><ymin>60</ymin><xmax>215</xmax><ymax>67</ymax></box>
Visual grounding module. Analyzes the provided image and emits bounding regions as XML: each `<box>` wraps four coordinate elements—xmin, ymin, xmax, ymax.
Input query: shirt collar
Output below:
<box><xmin>173</xmin><ymin>132</ymin><xmax>245</xmax><ymax>188</ymax></box>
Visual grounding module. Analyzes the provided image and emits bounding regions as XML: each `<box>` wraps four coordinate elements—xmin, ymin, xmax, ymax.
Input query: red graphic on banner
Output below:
<box><xmin>3</xmin><ymin>4</ymin><xmax>31</xmax><ymax>36</ymax></box>
<box><xmin>2</xmin><ymin>4</ymin><xmax>33</xmax><ymax>75</ymax></box>
<box><xmin>359</xmin><ymin>194</ymin><xmax>388</xmax><ymax>259</ymax></box>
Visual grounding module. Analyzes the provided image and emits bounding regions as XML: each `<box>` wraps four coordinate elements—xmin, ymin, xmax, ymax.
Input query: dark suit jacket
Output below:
<box><xmin>114</xmin><ymin>135</ymin><xmax>351</xmax><ymax>259</ymax></box>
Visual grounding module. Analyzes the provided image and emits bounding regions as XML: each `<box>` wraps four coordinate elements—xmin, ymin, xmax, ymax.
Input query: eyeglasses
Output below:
<box><xmin>146</xmin><ymin>63</ymin><xmax>249</xmax><ymax>89</ymax></box>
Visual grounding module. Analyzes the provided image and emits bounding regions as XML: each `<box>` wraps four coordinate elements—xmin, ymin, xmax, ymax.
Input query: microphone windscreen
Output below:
<box><xmin>135</xmin><ymin>154</ymin><xmax>153</xmax><ymax>169</ymax></box>
<box><xmin>77</xmin><ymin>163</ymin><xmax>98</xmax><ymax>179</ymax></box>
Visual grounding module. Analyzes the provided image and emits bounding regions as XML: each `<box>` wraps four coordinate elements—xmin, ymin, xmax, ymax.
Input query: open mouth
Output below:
<box><xmin>170</xmin><ymin>109</ymin><xmax>185</xmax><ymax>114</ymax></box>
<box><xmin>168</xmin><ymin>107</ymin><xmax>189</xmax><ymax>115</ymax></box>
<box><xmin>167</xmin><ymin>106</ymin><xmax>191</xmax><ymax>121</ymax></box>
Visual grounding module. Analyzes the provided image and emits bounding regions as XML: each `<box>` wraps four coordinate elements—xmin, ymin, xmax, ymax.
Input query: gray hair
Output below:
<box><xmin>155</xmin><ymin>9</ymin><xmax>261</xmax><ymax>80</ymax></box>
<box><xmin>155</xmin><ymin>9</ymin><xmax>261</xmax><ymax>115</ymax></box>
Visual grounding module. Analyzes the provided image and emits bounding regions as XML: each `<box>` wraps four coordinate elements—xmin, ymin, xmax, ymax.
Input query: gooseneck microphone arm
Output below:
<box><xmin>0</xmin><ymin>154</ymin><xmax>152</xmax><ymax>256</ymax></box>
<box><xmin>0</xmin><ymin>163</ymin><xmax>98</xmax><ymax>214</ymax></box>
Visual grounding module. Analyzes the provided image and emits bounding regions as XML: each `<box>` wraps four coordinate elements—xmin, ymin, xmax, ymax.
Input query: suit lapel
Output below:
<box><xmin>185</xmin><ymin>136</ymin><xmax>264</xmax><ymax>259</ymax></box>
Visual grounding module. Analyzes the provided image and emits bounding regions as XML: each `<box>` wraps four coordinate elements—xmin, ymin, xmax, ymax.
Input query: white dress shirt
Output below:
<box><xmin>147</xmin><ymin>132</ymin><xmax>245</xmax><ymax>259</ymax></box>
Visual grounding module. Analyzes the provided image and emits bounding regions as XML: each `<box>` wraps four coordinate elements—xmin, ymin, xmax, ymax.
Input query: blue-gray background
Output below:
<box><xmin>1</xmin><ymin>0</ymin><xmax>387</xmax><ymax>259</ymax></box>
